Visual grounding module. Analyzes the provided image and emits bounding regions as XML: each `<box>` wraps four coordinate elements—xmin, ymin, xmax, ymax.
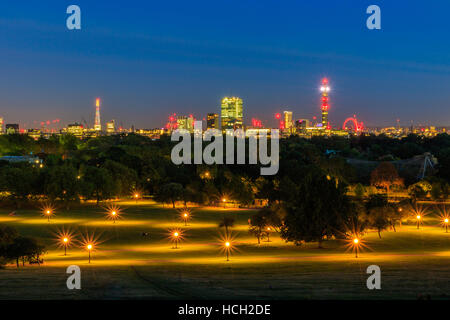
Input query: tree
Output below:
<box><xmin>155</xmin><ymin>183</ymin><xmax>183</xmax><ymax>208</ymax></box>
<box><xmin>367</xmin><ymin>207</ymin><xmax>391</xmax><ymax>238</ymax></box>
<box><xmin>80</xmin><ymin>166</ymin><xmax>114</xmax><ymax>205</ymax></box>
<box><xmin>249</xmin><ymin>211</ymin><xmax>268</xmax><ymax>245</ymax></box>
<box><xmin>218</xmin><ymin>216</ymin><xmax>235</xmax><ymax>237</ymax></box>
<box><xmin>354</xmin><ymin>183</ymin><xmax>366</xmax><ymax>201</ymax></box>
<box><xmin>45</xmin><ymin>164</ymin><xmax>79</xmax><ymax>209</ymax></box>
<box><xmin>103</xmin><ymin>160</ymin><xmax>138</xmax><ymax>198</ymax></box>
<box><xmin>5</xmin><ymin>236</ymin><xmax>45</xmax><ymax>268</ymax></box>
<box><xmin>370</xmin><ymin>162</ymin><xmax>403</xmax><ymax>195</ymax></box>
<box><xmin>0</xmin><ymin>166</ymin><xmax>40</xmax><ymax>208</ymax></box>
<box><xmin>0</xmin><ymin>225</ymin><xmax>18</xmax><ymax>266</ymax></box>
<box><xmin>279</xmin><ymin>167</ymin><xmax>351</xmax><ymax>248</ymax></box>
<box><xmin>431</xmin><ymin>182</ymin><xmax>443</xmax><ymax>201</ymax></box>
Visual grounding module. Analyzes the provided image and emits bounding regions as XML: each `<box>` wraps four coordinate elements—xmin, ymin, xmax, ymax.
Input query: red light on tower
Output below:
<box><xmin>320</xmin><ymin>78</ymin><xmax>330</xmax><ymax>129</ymax></box>
<box><xmin>275</xmin><ymin>113</ymin><xmax>281</xmax><ymax>120</ymax></box>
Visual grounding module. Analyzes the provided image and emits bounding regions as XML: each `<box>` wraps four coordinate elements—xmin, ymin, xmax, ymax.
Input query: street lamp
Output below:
<box><xmin>416</xmin><ymin>215</ymin><xmax>421</xmax><ymax>229</ymax></box>
<box><xmin>62</xmin><ymin>237</ymin><xmax>69</xmax><ymax>256</ymax></box>
<box><xmin>87</xmin><ymin>243</ymin><xmax>93</xmax><ymax>263</ymax></box>
<box><xmin>41</xmin><ymin>205</ymin><xmax>55</xmax><ymax>222</ymax></box>
<box><xmin>173</xmin><ymin>231</ymin><xmax>179</xmax><ymax>249</ymax></box>
<box><xmin>225</xmin><ymin>241</ymin><xmax>231</xmax><ymax>261</ymax></box>
<box><xmin>266</xmin><ymin>227</ymin><xmax>271</xmax><ymax>242</ymax></box>
<box><xmin>353</xmin><ymin>238</ymin><xmax>360</xmax><ymax>258</ymax></box>
<box><xmin>169</xmin><ymin>229</ymin><xmax>183</xmax><ymax>249</ymax></box>
<box><xmin>444</xmin><ymin>218</ymin><xmax>449</xmax><ymax>233</ymax></box>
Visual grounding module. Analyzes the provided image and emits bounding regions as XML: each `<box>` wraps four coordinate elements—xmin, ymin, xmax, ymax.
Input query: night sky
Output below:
<box><xmin>0</xmin><ymin>1</ymin><xmax>449</xmax><ymax>129</ymax></box>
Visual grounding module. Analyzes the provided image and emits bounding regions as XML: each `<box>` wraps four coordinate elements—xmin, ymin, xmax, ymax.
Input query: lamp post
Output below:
<box><xmin>353</xmin><ymin>238</ymin><xmax>360</xmax><ymax>258</ymax></box>
<box><xmin>45</xmin><ymin>210</ymin><xmax>52</xmax><ymax>222</ymax></box>
<box><xmin>63</xmin><ymin>237</ymin><xmax>69</xmax><ymax>256</ymax></box>
<box><xmin>266</xmin><ymin>227</ymin><xmax>271</xmax><ymax>242</ymax></box>
<box><xmin>225</xmin><ymin>241</ymin><xmax>230</xmax><ymax>261</ymax></box>
<box><xmin>87</xmin><ymin>244</ymin><xmax>93</xmax><ymax>263</ymax></box>
<box><xmin>444</xmin><ymin>218</ymin><xmax>449</xmax><ymax>233</ymax></box>
<box><xmin>416</xmin><ymin>215</ymin><xmax>421</xmax><ymax>229</ymax></box>
<box><xmin>173</xmin><ymin>232</ymin><xmax>179</xmax><ymax>249</ymax></box>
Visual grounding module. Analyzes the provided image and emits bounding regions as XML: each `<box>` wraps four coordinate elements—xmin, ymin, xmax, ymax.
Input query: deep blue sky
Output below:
<box><xmin>0</xmin><ymin>1</ymin><xmax>449</xmax><ymax>129</ymax></box>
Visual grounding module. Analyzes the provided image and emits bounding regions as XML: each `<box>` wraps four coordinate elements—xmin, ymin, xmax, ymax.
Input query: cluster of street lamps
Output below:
<box><xmin>55</xmin><ymin>230</ymin><xmax>99</xmax><ymax>264</ymax></box>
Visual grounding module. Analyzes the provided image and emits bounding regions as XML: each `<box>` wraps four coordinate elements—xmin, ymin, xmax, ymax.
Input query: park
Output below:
<box><xmin>1</xmin><ymin>198</ymin><xmax>449</xmax><ymax>300</ymax></box>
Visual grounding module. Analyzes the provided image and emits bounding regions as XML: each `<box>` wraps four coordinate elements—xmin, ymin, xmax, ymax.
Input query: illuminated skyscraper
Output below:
<box><xmin>177</xmin><ymin>115</ymin><xmax>194</xmax><ymax>132</ymax></box>
<box><xmin>0</xmin><ymin>117</ymin><xmax>4</xmax><ymax>134</ymax></box>
<box><xmin>5</xmin><ymin>124</ymin><xmax>19</xmax><ymax>135</ymax></box>
<box><xmin>207</xmin><ymin>113</ymin><xmax>219</xmax><ymax>129</ymax></box>
<box><xmin>283</xmin><ymin>111</ymin><xmax>293</xmax><ymax>130</ymax></box>
<box><xmin>106</xmin><ymin>120</ymin><xmax>115</xmax><ymax>134</ymax></box>
<box><xmin>94</xmin><ymin>98</ymin><xmax>102</xmax><ymax>131</ymax></box>
<box><xmin>221</xmin><ymin>97</ymin><xmax>243</xmax><ymax>130</ymax></box>
<box><xmin>320</xmin><ymin>78</ymin><xmax>330</xmax><ymax>129</ymax></box>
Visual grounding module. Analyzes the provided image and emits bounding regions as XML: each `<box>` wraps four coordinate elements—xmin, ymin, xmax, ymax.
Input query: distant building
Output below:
<box><xmin>320</xmin><ymin>78</ymin><xmax>330</xmax><ymax>129</ymax></box>
<box><xmin>0</xmin><ymin>155</ymin><xmax>41</xmax><ymax>165</ymax></box>
<box><xmin>106</xmin><ymin>120</ymin><xmax>116</xmax><ymax>134</ymax></box>
<box><xmin>67</xmin><ymin>123</ymin><xmax>84</xmax><ymax>138</ymax></box>
<box><xmin>177</xmin><ymin>116</ymin><xmax>194</xmax><ymax>132</ymax></box>
<box><xmin>5</xmin><ymin>124</ymin><xmax>19</xmax><ymax>135</ymax></box>
<box><xmin>94</xmin><ymin>98</ymin><xmax>102</xmax><ymax>131</ymax></box>
<box><xmin>27</xmin><ymin>129</ymin><xmax>42</xmax><ymax>140</ymax></box>
<box><xmin>0</xmin><ymin>117</ymin><xmax>4</xmax><ymax>134</ymax></box>
<box><xmin>295</xmin><ymin>119</ymin><xmax>310</xmax><ymax>130</ymax></box>
<box><xmin>284</xmin><ymin>111</ymin><xmax>293</xmax><ymax>130</ymax></box>
<box><xmin>221</xmin><ymin>97</ymin><xmax>243</xmax><ymax>131</ymax></box>
<box><xmin>207</xmin><ymin>113</ymin><xmax>219</xmax><ymax>130</ymax></box>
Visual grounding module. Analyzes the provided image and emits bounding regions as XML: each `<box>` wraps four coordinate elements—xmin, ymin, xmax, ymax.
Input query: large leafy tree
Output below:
<box><xmin>44</xmin><ymin>164</ymin><xmax>79</xmax><ymax>209</ymax></box>
<box><xmin>370</xmin><ymin>162</ymin><xmax>403</xmax><ymax>194</ymax></box>
<box><xmin>280</xmin><ymin>166</ymin><xmax>351</xmax><ymax>248</ymax></box>
<box><xmin>155</xmin><ymin>183</ymin><xmax>184</xmax><ymax>208</ymax></box>
<box><xmin>80</xmin><ymin>166</ymin><xmax>114</xmax><ymax>205</ymax></box>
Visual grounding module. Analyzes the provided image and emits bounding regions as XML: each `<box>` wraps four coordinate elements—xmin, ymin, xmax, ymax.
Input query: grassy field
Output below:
<box><xmin>0</xmin><ymin>200</ymin><xmax>449</xmax><ymax>300</ymax></box>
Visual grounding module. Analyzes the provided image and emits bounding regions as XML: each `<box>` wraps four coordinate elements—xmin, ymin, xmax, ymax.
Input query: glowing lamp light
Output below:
<box><xmin>169</xmin><ymin>229</ymin><xmax>183</xmax><ymax>249</ymax></box>
<box><xmin>223</xmin><ymin>240</ymin><xmax>232</xmax><ymax>261</ymax></box>
<box><xmin>444</xmin><ymin>218</ymin><xmax>449</xmax><ymax>233</ymax></box>
<box><xmin>63</xmin><ymin>237</ymin><xmax>68</xmax><ymax>243</ymax></box>
<box><xmin>346</xmin><ymin>235</ymin><xmax>364</xmax><ymax>258</ymax></box>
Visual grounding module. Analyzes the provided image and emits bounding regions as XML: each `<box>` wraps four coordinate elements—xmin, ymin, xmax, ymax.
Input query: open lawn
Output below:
<box><xmin>0</xmin><ymin>200</ymin><xmax>449</xmax><ymax>300</ymax></box>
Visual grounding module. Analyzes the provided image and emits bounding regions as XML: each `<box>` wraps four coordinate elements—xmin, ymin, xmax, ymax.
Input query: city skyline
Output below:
<box><xmin>0</xmin><ymin>1</ymin><xmax>449</xmax><ymax>128</ymax></box>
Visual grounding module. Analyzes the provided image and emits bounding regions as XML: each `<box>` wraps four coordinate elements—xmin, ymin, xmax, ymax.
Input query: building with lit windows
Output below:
<box><xmin>94</xmin><ymin>98</ymin><xmax>102</xmax><ymax>131</ymax></box>
<box><xmin>320</xmin><ymin>78</ymin><xmax>330</xmax><ymax>129</ymax></box>
<box><xmin>221</xmin><ymin>97</ymin><xmax>243</xmax><ymax>131</ymax></box>
<box><xmin>106</xmin><ymin>120</ymin><xmax>116</xmax><ymax>134</ymax></box>
<box><xmin>0</xmin><ymin>117</ymin><xmax>3</xmax><ymax>134</ymax></box>
<box><xmin>207</xmin><ymin>113</ymin><xmax>219</xmax><ymax>129</ymax></box>
<box><xmin>5</xmin><ymin>124</ymin><xmax>19</xmax><ymax>135</ymax></box>
<box><xmin>177</xmin><ymin>115</ymin><xmax>194</xmax><ymax>132</ymax></box>
<box><xmin>67</xmin><ymin>123</ymin><xmax>84</xmax><ymax>138</ymax></box>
